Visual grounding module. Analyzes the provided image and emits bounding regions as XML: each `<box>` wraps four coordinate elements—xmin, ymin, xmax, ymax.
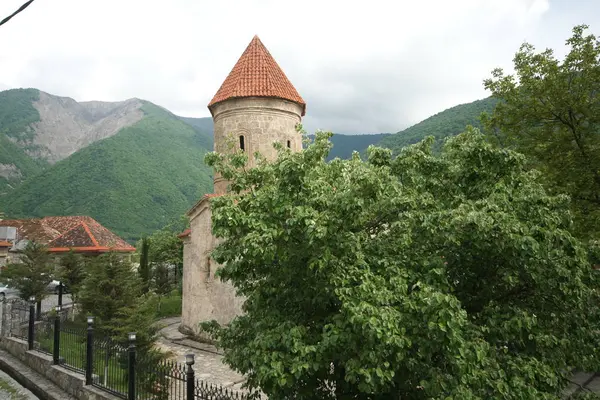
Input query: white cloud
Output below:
<box><xmin>0</xmin><ymin>0</ymin><xmax>597</xmax><ymax>134</ymax></box>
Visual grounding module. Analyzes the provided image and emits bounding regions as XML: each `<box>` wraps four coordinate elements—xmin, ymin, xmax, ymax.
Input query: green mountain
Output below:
<box><xmin>1</xmin><ymin>103</ymin><xmax>213</xmax><ymax>241</ymax></box>
<box><xmin>0</xmin><ymin>88</ymin><xmax>499</xmax><ymax>242</ymax></box>
<box><xmin>307</xmin><ymin>133</ymin><xmax>392</xmax><ymax>161</ymax></box>
<box><xmin>0</xmin><ymin>89</ymin><xmax>47</xmax><ymax>194</ymax></box>
<box><xmin>378</xmin><ymin>97</ymin><xmax>499</xmax><ymax>152</ymax></box>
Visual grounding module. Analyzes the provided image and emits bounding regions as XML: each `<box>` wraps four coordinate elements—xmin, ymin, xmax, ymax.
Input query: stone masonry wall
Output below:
<box><xmin>211</xmin><ymin>97</ymin><xmax>303</xmax><ymax>194</ymax></box>
<box><xmin>181</xmin><ymin>198</ymin><xmax>244</xmax><ymax>339</ymax></box>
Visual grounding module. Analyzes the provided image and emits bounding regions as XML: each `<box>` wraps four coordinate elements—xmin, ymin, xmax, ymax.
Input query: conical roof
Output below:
<box><xmin>208</xmin><ymin>35</ymin><xmax>306</xmax><ymax>116</ymax></box>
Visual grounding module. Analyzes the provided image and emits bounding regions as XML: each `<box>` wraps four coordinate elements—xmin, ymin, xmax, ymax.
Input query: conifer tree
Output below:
<box><xmin>78</xmin><ymin>252</ymin><xmax>158</xmax><ymax>350</ymax></box>
<box><xmin>0</xmin><ymin>241</ymin><xmax>53</xmax><ymax>309</ymax></box>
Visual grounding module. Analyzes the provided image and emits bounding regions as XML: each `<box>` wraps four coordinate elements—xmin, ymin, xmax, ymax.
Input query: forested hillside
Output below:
<box><xmin>308</xmin><ymin>133</ymin><xmax>392</xmax><ymax>160</ymax></box>
<box><xmin>0</xmin><ymin>87</ymin><xmax>500</xmax><ymax>241</ymax></box>
<box><xmin>378</xmin><ymin>97</ymin><xmax>499</xmax><ymax>152</ymax></box>
<box><xmin>0</xmin><ymin>89</ymin><xmax>47</xmax><ymax>194</ymax></box>
<box><xmin>1</xmin><ymin>103</ymin><xmax>214</xmax><ymax>241</ymax></box>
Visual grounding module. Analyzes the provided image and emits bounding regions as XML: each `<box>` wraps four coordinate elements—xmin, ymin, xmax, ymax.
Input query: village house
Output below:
<box><xmin>0</xmin><ymin>216</ymin><xmax>135</xmax><ymax>266</ymax></box>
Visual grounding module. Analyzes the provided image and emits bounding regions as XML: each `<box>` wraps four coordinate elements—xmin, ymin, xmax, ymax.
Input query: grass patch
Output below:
<box><xmin>155</xmin><ymin>291</ymin><xmax>182</xmax><ymax>319</ymax></box>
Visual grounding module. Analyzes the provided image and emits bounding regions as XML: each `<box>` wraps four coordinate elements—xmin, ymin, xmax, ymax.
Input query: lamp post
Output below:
<box><xmin>186</xmin><ymin>353</ymin><xmax>195</xmax><ymax>400</ymax></box>
<box><xmin>85</xmin><ymin>316</ymin><xmax>94</xmax><ymax>385</ymax></box>
<box><xmin>27</xmin><ymin>296</ymin><xmax>35</xmax><ymax>350</ymax></box>
<box><xmin>127</xmin><ymin>332</ymin><xmax>136</xmax><ymax>400</ymax></box>
<box><xmin>53</xmin><ymin>305</ymin><xmax>61</xmax><ymax>364</ymax></box>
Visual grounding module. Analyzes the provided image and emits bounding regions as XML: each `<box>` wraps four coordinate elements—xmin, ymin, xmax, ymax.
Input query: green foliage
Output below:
<box><xmin>56</xmin><ymin>251</ymin><xmax>86</xmax><ymax>303</ymax></box>
<box><xmin>0</xmin><ymin>89</ymin><xmax>48</xmax><ymax>195</ymax></box>
<box><xmin>378</xmin><ymin>97</ymin><xmax>498</xmax><ymax>153</ymax></box>
<box><xmin>483</xmin><ymin>24</ymin><xmax>600</xmax><ymax>240</ymax></box>
<box><xmin>203</xmin><ymin>128</ymin><xmax>600</xmax><ymax>398</ymax></box>
<box><xmin>1</xmin><ymin>102</ymin><xmax>213</xmax><ymax>242</ymax></box>
<box><xmin>305</xmin><ymin>133</ymin><xmax>391</xmax><ymax>161</ymax></box>
<box><xmin>0</xmin><ymin>89</ymin><xmax>40</xmax><ymax>140</ymax></box>
<box><xmin>78</xmin><ymin>252</ymin><xmax>158</xmax><ymax>350</ymax></box>
<box><xmin>154</xmin><ymin>289</ymin><xmax>182</xmax><ymax>319</ymax></box>
<box><xmin>177</xmin><ymin>116</ymin><xmax>214</xmax><ymax>150</ymax></box>
<box><xmin>139</xmin><ymin>237</ymin><xmax>150</xmax><ymax>294</ymax></box>
<box><xmin>141</xmin><ymin>225</ymin><xmax>184</xmax><ymax>295</ymax></box>
<box><xmin>0</xmin><ymin>241</ymin><xmax>53</xmax><ymax>302</ymax></box>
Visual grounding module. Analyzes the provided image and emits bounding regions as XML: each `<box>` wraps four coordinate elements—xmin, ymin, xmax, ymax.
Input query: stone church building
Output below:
<box><xmin>180</xmin><ymin>35</ymin><xmax>306</xmax><ymax>336</ymax></box>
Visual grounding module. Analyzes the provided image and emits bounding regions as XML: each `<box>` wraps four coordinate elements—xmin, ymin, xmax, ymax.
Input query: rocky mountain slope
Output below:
<box><xmin>33</xmin><ymin>92</ymin><xmax>145</xmax><ymax>163</ymax></box>
<box><xmin>0</xmin><ymin>88</ymin><xmax>146</xmax><ymax>193</ymax></box>
<box><xmin>1</xmin><ymin>102</ymin><xmax>213</xmax><ymax>241</ymax></box>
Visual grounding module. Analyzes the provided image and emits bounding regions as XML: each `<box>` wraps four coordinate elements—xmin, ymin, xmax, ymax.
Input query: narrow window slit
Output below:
<box><xmin>287</xmin><ymin>140</ymin><xmax>291</xmax><ymax>148</ymax></box>
<box><xmin>239</xmin><ymin>135</ymin><xmax>245</xmax><ymax>151</ymax></box>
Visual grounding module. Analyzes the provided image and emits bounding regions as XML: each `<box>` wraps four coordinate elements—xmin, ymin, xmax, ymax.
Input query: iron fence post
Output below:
<box><xmin>53</xmin><ymin>305</ymin><xmax>61</xmax><ymax>364</ymax></box>
<box><xmin>27</xmin><ymin>296</ymin><xmax>35</xmax><ymax>350</ymax></box>
<box><xmin>186</xmin><ymin>353</ymin><xmax>195</xmax><ymax>400</ymax></box>
<box><xmin>127</xmin><ymin>332</ymin><xmax>136</xmax><ymax>400</ymax></box>
<box><xmin>85</xmin><ymin>316</ymin><xmax>94</xmax><ymax>385</ymax></box>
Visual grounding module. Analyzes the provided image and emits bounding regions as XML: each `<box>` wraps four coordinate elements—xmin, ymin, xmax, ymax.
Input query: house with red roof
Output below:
<box><xmin>0</xmin><ymin>216</ymin><xmax>135</xmax><ymax>265</ymax></box>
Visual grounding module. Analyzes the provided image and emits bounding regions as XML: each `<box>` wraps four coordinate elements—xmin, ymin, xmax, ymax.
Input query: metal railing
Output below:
<box><xmin>1</xmin><ymin>297</ymin><xmax>256</xmax><ymax>400</ymax></box>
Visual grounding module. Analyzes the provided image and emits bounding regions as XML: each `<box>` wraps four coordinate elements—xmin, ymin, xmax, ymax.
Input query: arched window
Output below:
<box><xmin>287</xmin><ymin>140</ymin><xmax>291</xmax><ymax>149</ymax></box>
<box><xmin>239</xmin><ymin>135</ymin><xmax>245</xmax><ymax>151</ymax></box>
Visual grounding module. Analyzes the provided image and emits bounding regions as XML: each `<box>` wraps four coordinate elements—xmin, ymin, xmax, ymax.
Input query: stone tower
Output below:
<box><xmin>208</xmin><ymin>35</ymin><xmax>306</xmax><ymax>194</ymax></box>
<box><xmin>180</xmin><ymin>35</ymin><xmax>306</xmax><ymax>337</ymax></box>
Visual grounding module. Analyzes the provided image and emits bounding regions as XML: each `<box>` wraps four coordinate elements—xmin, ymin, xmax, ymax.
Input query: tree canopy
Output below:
<box><xmin>78</xmin><ymin>252</ymin><xmax>158</xmax><ymax>351</ymax></box>
<box><xmin>483</xmin><ymin>24</ymin><xmax>600</xmax><ymax>240</ymax></box>
<box><xmin>203</xmin><ymin>128</ymin><xmax>600</xmax><ymax>399</ymax></box>
<box><xmin>0</xmin><ymin>241</ymin><xmax>53</xmax><ymax>303</ymax></box>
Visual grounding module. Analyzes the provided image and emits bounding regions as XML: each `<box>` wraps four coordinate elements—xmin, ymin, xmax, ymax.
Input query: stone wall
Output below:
<box><xmin>0</xmin><ymin>337</ymin><xmax>120</xmax><ymax>400</ymax></box>
<box><xmin>181</xmin><ymin>198</ymin><xmax>244</xmax><ymax>339</ymax></box>
<box><xmin>211</xmin><ymin>97</ymin><xmax>303</xmax><ymax>194</ymax></box>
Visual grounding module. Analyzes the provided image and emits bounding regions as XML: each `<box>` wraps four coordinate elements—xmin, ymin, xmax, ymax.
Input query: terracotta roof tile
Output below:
<box><xmin>177</xmin><ymin>229</ymin><xmax>191</xmax><ymax>239</ymax></box>
<box><xmin>208</xmin><ymin>35</ymin><xmax>306</xmax><ymax>116</ymax></box>
<box><xmin>0</xmin><ymin>216</ymin><xmax>135</xmax><ymax>253</ymax></box>
<box><xmin>0</xmin><ymin>241</ymin><xmax>12</xmax><ymax>247</ymax></box>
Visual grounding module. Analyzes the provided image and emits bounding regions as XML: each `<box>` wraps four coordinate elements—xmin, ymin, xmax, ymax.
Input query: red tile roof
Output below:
<box><xmin>0</xmin><ymin>241</ymin><xmax>12</xmax><ymax>247</ymax></box>
<box><xmin>0</xmin><ymin>216</ymin><xmax>135</xmax><ymax>253</ymax></box>
<box><xmin>177</xmin><ymin>229</ymin><xmax>191</xmax><ymax>239</ymax></box>
<box><xmin>208</xmin><ymin>35</ymin><xmax>306</xmax><ymax>116</ymax></box>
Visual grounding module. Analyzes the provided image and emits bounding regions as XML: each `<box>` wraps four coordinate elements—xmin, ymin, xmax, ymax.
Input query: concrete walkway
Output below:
<box><xmin>0</xmin><ymin>369</ymin><xmax>39</xmax><ymax>400</ymax></box>
<box><xmin>154</xmin><ymin>317</ymin><xmax>248</xmax><ymax>392</ymax></box>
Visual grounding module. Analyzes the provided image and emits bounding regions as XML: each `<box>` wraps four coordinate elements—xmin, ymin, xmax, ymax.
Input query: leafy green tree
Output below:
<box><xmin>483</xmin><ymin>24</ymin><xmax>600</xmax><ymax>240</ymax></box>
<box><xmin>138</xmin><ymin>236</ymin><xmax>151</xmax><ymax>294</ymax></box>
<box><xmin>202</xmin><ymin>128</ymin><xmax>600</xmax><ymax>399</ymax></box>
<box><xmin>0</xmin><ymin>241</ymin><xmax>53</xmax><ymax>310</ymax></box>
<box><xmin>56</xmin><ymin>250</ymin><xmax>86</xmax><ymax>304</ymax></box>
<box><xmin>78</xmin><ymin>252</ymin><xmax>157</xmax><ymax>349</ymax></box>
<box><xmin>148</xmin><ymin>227</ymin><xmax>183</xmax><ymax>293</ymax></box>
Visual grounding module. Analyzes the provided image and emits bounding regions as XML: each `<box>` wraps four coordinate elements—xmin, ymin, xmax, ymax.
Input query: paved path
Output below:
<box><xmin>0</xmin><ymin>370</ymin><xmax>39</xmax><ymax>400</ymax></box>
<box><xmin>154</xmin><ymin>317</ymin><xmax>248</xmax><ymax>392</ymax></box>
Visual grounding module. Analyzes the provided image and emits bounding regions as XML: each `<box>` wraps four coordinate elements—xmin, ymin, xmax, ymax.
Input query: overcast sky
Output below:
<box><xmin>1</xmin><ymin>0</ymin><xmax>599</xmax><ymax>134</ymax></box>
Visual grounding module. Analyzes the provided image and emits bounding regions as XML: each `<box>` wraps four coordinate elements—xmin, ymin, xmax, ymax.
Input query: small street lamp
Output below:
<box><xmin>186</xmin><ymin>353</ymin><xmax>195</xmax><ymax>399</ymax></box>
<box><xmin>127</xmin><ymin>332</ymin><xmax>136</xmax><ymax>400</ymax></box>
<box><xmin>85</xmin><ymin>316</ymin><xmax>94</xmax><ymax>385</ymax></box>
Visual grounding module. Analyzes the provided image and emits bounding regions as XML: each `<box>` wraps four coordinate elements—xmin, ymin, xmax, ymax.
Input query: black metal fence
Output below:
<box><xmin>92</xmin><ymin>336</ymin><xmax>129</xmax><ymax>397</ymax></box>
<box><xmin>1</xmin><ymin>298</ymin><xmax>257</xmax><ymax>400</ymax></box>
